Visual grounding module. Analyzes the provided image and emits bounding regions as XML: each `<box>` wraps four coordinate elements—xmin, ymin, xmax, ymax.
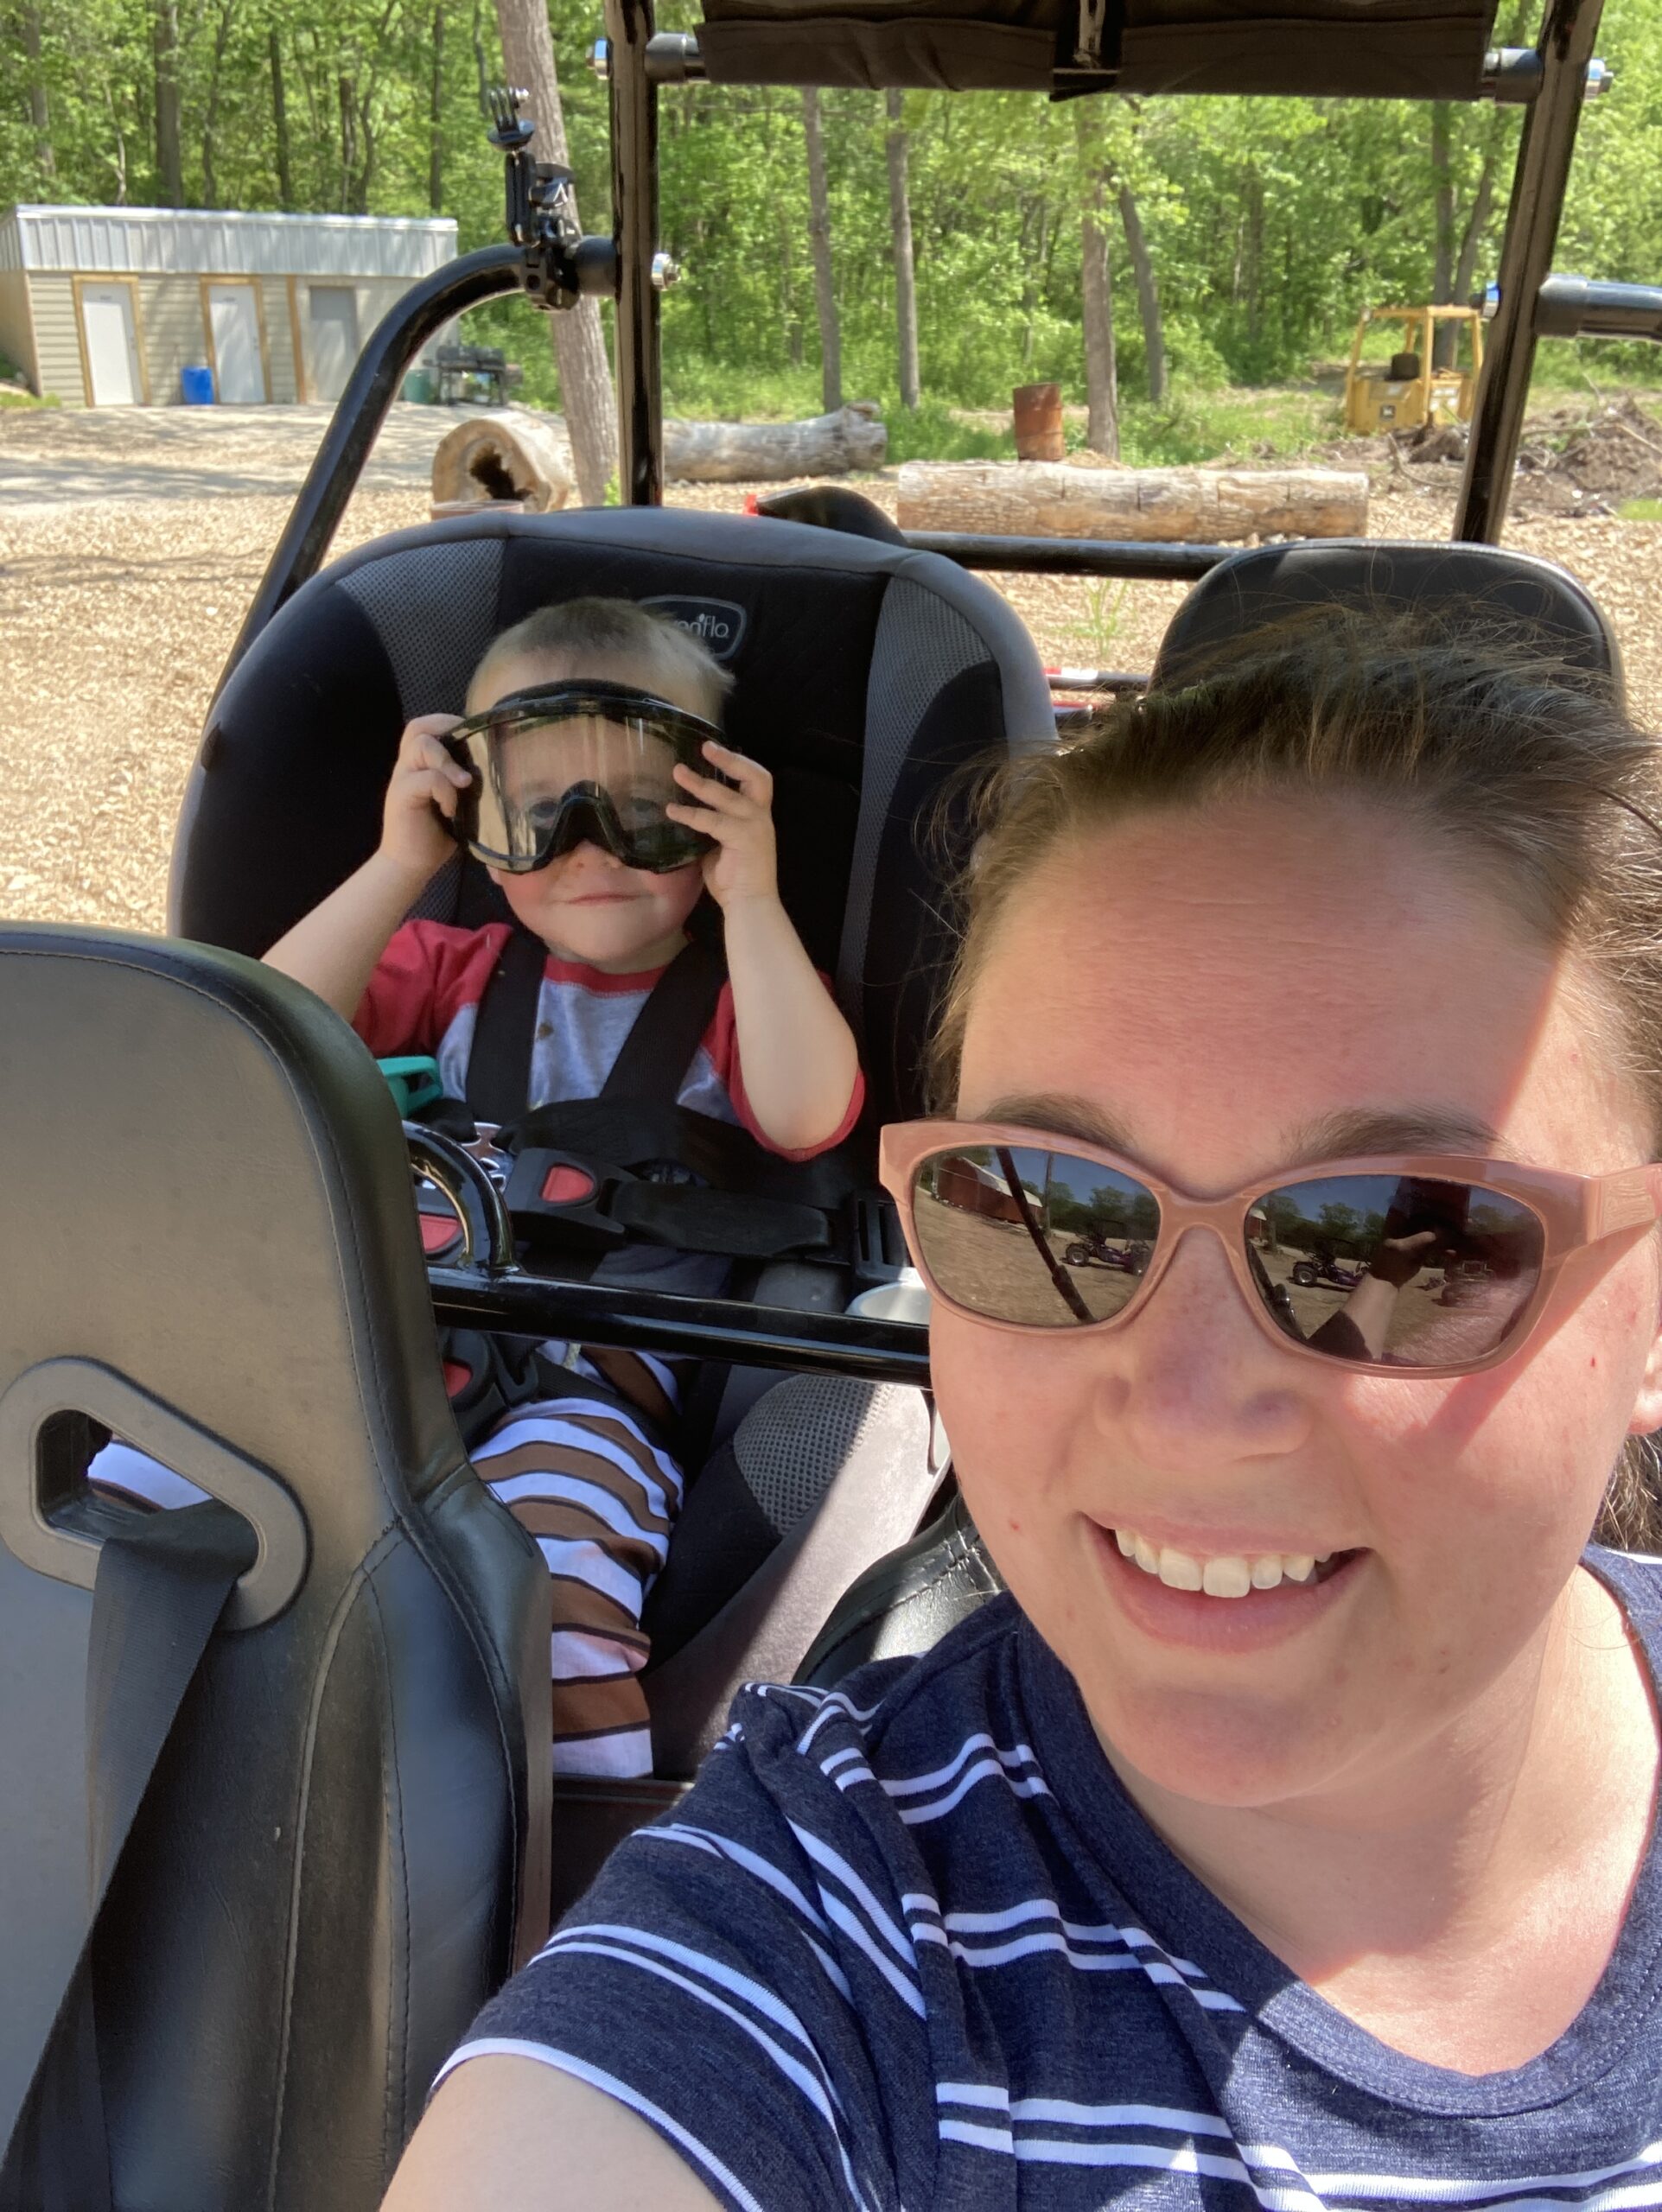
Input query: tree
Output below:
<box><xmin>269</xmin><ymin>29</ymin><xmax>294</xmax><ymax>207</ymax></box>
<box><xmin>1076</xmin><ymin>103</ymin><xmax>1118</xmax><ymax>459</ymax></box>
<box><xmin>494</xmin><ymin>0</ymin><xmax>615</xmax><ymax>505</ymax></box>
<box><xmin>22</xmin><ymin>3</ymin><xmax>54</xmax><ymax>175</ymax></box>
<box><xmin>428</xmin><ymin>0</ymin><xmax>443</xmax><ymax>212</ymax></box>
<box><xmin>885</xmin><ymin>87</ymin><xmax>920</xmax><ymax>410</ymax></box>
<box><xmin>1117</xmin><ymin>180</ymin><xmax>1165</xmax><ymax>403</ymax></box>
<box><xmin>153</xmin><ymin>0</ymin><xmax>185</xmax><ymax>203</ymax></box>
<box><xmin>801</xmin><ymin>86</ymin><xmax>841</xmax><ymax>413</ymax></box>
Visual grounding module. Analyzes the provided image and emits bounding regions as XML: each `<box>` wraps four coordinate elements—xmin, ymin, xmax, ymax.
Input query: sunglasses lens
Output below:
<box><xmin>910</xmin><ymin>1146</ymin><xmax>1160</xmax><ymax>1328</ymax></box>
<box><xmin>1250</xmin><ymin>1174</ymin><xmax>1544</xmax><ymax>1367</ymax></box>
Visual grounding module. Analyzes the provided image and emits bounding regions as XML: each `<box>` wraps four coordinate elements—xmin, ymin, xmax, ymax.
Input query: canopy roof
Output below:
<box><xmin>691</xmin><ymin>0</ymin><xmax>1504</xmax><ymax>97</ymax></box>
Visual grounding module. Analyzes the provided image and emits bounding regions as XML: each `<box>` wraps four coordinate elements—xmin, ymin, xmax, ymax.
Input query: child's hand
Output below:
<box><xmin>379</xmin><ymin>715</ymin><xmax>471</xmax><ymax>884</ymax></box>
<box><xmin>668</xmin><ymin>742</ymin><xmax>779</xmax><ymax>910</ymax></box>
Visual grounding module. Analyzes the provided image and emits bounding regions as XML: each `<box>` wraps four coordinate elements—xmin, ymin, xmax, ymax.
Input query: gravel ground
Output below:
<box><xmin>3</xmin><ymin>404</ymin><xmax>1661</xmax><ymax>934</ymax></box>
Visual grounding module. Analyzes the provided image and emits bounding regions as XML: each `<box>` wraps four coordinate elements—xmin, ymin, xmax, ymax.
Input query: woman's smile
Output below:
<box><xmin>1087</xmin><ymin>1516</ymin><xmax>1369</xmax><ymax>1653</ymax></box>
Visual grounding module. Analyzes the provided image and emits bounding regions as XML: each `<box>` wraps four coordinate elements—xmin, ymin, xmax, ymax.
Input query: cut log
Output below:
<box><xmin>430</xmin><ymin>407</ymin><xmax>573</xmax><ymax>513</ymax></box>
<box><xmin>664</xmin><ymin>403</ymin><xmax>886</xmax><ymax>483</ymax></box>
<box><xmin>895</xmin><ymin>460</ymin><xmax>1367</xmax><ymax>542</ymax></box>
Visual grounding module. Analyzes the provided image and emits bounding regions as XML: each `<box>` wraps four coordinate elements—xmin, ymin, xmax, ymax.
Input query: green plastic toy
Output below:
<box><xmin>378</xmin><ymin>1056</ymin><xmax>445</xmax><ymax>1118</ymax></box>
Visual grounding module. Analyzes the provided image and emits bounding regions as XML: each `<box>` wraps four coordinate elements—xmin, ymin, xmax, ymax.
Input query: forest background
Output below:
<box><xmin>4</xmin><ymin>0</ymin><xmax>1662</xmax><ymax>467</ymax></box>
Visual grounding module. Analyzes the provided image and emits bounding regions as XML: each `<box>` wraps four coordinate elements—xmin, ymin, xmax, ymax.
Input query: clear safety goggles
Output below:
<box><xmin>445</xmin><ymin>679</ymin><xmax>723</xmax><ymax>874</ymax></box>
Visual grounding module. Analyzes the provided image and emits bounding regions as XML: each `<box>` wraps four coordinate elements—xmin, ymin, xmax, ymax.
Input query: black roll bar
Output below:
<box><xmin>605</xmin><ymin>0</ymin><xmax>665</xmax><ymax>505</ymax></box>
<box><xmin>1456</xmin><ymin>0</ymin><xmax>1606</xmax><ymax>543</ymax></box>
<box><xmin>429</xmin><ymin>1264</ymin><xmax>931</xmax><ymax>1383</ymax></box>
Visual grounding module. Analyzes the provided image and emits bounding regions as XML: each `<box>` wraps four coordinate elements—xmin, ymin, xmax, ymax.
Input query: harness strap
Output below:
<box><xmin>464</xmin><ymin>928</ymin><xmax>546</xmax><ymax>1128</ymax></box>
<box><xmin>599</xmin><ymin>935</ymin><xmax>726</xmax><ymax>1104</ymax></box>
<box><xmin>466</xmin><ymin>930</ymin><xmax>728</xmax><ymax>1130</ymax></box>
<box><xmin>0</xmin><ymin>1503</ymin><xmax>257</xmax><ymax>2210</ymax></box>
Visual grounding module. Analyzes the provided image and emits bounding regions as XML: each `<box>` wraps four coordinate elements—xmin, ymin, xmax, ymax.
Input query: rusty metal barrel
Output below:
<box><xmin>1012</xmin><ymin>381</ymin><xmax>1065</xmax><ymax>462</ymax></box>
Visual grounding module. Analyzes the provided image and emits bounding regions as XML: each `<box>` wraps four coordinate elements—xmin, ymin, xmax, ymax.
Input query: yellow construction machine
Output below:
<box><xmin>1343</xmin><ymin>303</ymin><xmax>1485</xmax><ymax>435</ymax></box>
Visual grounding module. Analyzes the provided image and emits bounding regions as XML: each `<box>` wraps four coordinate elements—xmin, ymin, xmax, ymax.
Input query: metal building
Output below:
<box><xmin>0</xmin><ymin>205</ymin><xmax>457</xmax><ymax>409</ymax></box>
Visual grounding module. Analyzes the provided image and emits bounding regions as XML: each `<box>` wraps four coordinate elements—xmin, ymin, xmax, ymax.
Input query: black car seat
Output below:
<box><xmin>0</xmin><ymin>925</ymin><xmax>551</xmax><ymax>2212</ymax></box>
<box><xmin>795</xmin><ymin>536</ymin><xmax>1627</xmax><ymax>1689</ymax></box>
<box><xmin>173</xmin><ymin>504</ymin><xmax>1054</xmax><ymax>1130</ymax></box>
<box><xmin>168</xmin><ymin>502</ymin><xmax>1053</xmax><ymax>1873</ymax></box>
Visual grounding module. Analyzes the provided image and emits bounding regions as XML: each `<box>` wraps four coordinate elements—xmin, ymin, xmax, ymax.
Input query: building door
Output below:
<box><xmin>208</xmin><ymin>283</ymin><xmax>266</xmax><ymax>403</ymax></box>
<box><xmin>81</xmin><ymin>283</ymin><xmax>141</xmax><ymax>406</ymax></box>
<box><xmin>309</xmin><ymin>287</ymin><xmax>359</xmax><ymax>403</ymax></box>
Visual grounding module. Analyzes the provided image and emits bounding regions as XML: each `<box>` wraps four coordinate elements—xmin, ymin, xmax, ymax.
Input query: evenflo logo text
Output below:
<box><xmin>642</xmin><ymin>596</ymin><xmax>748</xmax><ymax>662</ymax></box>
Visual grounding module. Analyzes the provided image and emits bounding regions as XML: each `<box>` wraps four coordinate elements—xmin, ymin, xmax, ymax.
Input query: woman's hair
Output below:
<box><xmin>468</xmin><ymin>595</ymin><xmax>735</xmax><ymax>721</ymax></box>
<box><xmin>931</xmin><ymin>607</ymin><xmax>1662</xmax><ymax>1550</ymax></box>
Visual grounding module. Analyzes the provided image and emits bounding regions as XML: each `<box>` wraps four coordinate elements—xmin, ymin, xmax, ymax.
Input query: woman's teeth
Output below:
<box><xmin>1113</xmin><ymin>1527</ymin><xmax>1334</xmax><ymax>1598</ymax></box>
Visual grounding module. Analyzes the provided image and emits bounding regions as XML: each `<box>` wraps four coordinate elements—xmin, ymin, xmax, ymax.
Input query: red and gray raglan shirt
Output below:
<box><xmin>352</xmin><ymin>918</ymin><xmax>864</xmax><ymax>1168</ymax></box>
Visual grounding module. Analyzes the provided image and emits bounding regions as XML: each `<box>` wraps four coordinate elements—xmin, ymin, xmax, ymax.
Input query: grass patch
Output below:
<box><xmin>0</xmin><ymin>384</ymin><xmax>54</xmax><ymax>410</ymax></box>
<box><xmin>1116</xmin><ymin>385</ymin><xmax>1342</xmax><ymax>467</ymax></box>
<box><xmin>1620</xmin><ymin>498</ymin><xmax>1662</xmax><ymax>520</ymax></box>
<box><xmin>884</xmin><ymin>397</ymin><xmax>1012</xmax><ymax>465</ymax></box>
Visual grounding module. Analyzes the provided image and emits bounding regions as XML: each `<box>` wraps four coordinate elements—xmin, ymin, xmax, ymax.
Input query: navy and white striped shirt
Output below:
<box><xmin>446</xmin><ymin>1551</ymin><xmax>1662</xmax><ymax>2210</ymax></box>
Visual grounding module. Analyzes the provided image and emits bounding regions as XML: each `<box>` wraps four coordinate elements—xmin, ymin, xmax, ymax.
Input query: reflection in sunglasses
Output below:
<box><xmin>912</xmin><ymin>1147</ymin><xmax>1546</xmax><ymax>1369</ymax></box>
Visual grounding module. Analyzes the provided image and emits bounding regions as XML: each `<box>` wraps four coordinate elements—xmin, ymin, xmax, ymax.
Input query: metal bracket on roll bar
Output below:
<box><xmin>487</xmin><ymin>84</ymin><xmax>618</xmax><ymax>311</ymax></box>
<box><xmin>1535</xmin><ymin>274</ymin><xmax>1662</xmax><ymax>342</ymax></box>
<box><xmin>589</xmin><ymin>32</ymin><xmax>704</xmax><ymax>81</ymax></box>
<box><xmin>1482</xmin><ymin>46</ymin><xmax>1611</xmax><ymax>101</ymax></box>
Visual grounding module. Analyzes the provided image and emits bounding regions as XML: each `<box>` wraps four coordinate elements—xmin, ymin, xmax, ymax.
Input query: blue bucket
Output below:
<box><xmin>181</xmin><ymin>364</ymin><xmax>215</xmax><ymax>405</ymax></box>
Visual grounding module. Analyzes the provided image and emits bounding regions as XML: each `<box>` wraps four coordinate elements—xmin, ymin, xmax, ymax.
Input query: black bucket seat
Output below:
<box><xmin>0</xmin><ymin>925</ymin><xmax>551</xmax><ymax>2212</ymax></box>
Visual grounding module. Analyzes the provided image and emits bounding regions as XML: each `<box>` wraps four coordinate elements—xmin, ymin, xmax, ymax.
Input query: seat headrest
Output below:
<box><xmin>172</xmin><ymin>505</ymin><xmax>1055</xmax><ymax>1121</ymax></box>
<box><xmin>1153</xmin><ymin>539</ymin><xmax>1624</xmax><ymax>703</ymax></box>
<box><xmin>0</xmin><ymin>925</ymin><xmax>461</xmax><ymax>1548</ymax></box>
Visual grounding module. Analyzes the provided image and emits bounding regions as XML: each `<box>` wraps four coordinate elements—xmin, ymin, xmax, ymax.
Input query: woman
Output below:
<box><xmin>386</xmin><ymin>618</ymin><xmax>1662</xmax><ymax>2211</ymax></box>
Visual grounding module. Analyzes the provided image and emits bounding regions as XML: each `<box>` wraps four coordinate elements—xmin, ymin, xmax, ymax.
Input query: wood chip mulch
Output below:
<box><xmin>3</xmin><ymin>453</ymin><xmax>1660</xmax><ymax>935</ymax></box>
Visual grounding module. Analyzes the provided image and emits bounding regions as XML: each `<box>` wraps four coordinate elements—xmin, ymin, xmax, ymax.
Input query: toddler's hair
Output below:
<box><xmin>468</xmin><ymin>595</ymin><xmax>735</xmax><ymax>721</ymax></box>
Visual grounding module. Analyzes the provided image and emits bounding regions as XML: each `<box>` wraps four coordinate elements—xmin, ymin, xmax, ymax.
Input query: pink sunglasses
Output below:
<box><xmin>880</xmin><ymin>1121</ymin><xmax>1662</xmax><ymax>1378</ymax></box>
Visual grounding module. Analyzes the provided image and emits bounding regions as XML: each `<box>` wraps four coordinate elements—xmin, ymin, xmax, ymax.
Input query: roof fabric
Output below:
<box><xmin>694</xmin><ymin>0</ymin><xmax>1502</xmax><ymax>95</ymax></box>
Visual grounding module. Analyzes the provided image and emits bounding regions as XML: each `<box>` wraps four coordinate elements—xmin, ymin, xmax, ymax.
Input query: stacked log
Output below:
<box><xmin>430</xmin><ymin>402</ymin><xmax>888</xmax><ymax>514</ymax></box>
<box><xmin>895</xmin><ymin>459</ymin><xmax>1368</xmax><ymax>543</ymax></box>
<box><xmin>430</xmin><ymin>409</ymin><xmax>572</xmax><ymax>513</ymax></box>
<box><xmin>663</xmin><ymin>402</ymin><xmax>886</xmax><ymax>483</ymax></box>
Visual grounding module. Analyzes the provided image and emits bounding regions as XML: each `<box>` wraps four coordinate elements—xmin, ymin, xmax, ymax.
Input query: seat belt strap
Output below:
<box><xmin>0</xmin><ymin>1503</ymin><xmax>256</xmax><ymax>2211</ymax></box>
<box><xmin>599</xmin><ymin>936</ymin><xmax>727</xmax><ymax>1105</ymax></box>
<box><xmin>464</xmin><ymin>929</ymin><xmax>547</xmax><ymax>1128</ymax></box>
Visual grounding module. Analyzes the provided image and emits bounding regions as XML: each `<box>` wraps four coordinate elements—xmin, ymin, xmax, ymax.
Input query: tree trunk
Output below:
<box><xmin>1430</xmin><ymin>102</ymin><xmax>1457</xmax><ymax>367</ymax></box>
<box><xmin>428</xmin><ymin>1</ymin><xmax>445</xmax><ymax>211</ymax></box>
<box><xmin>471</xmin><ymin>0</ymin><xmax>492</xmax><ymax>114</ymax></box>
<box><xmin>1118</xmin><ymin>181</ymin><xmax>1167</xmax><ymax>404</ymax></box>
<box><xmin>22</xmin><ymin>4</ymin><xmax>54</xmax><ymax>175</ymax></box>
<box><xmin>1453</xmin><ymin>109</ymin><xmax>1504</xmax><ymax>303</ymax></box>
<box><xmin>201</xmin><ymin>0</ymin><xmax>237</xmax><ymax>209</ymax></box>
<box><xmin>802</xmin><ymin>87</ymin><xmax>842</xmax><ymax>414</ymax></box>
<box><xmin>494</xmin><ymin>0</ymin><xmax>617</xmax><ymax>505</ymax></box>
<box><xmin>153</xmin><ymin>0</ymin><xmax>185</xmax><ymax>205</ymax></box>
<box><xmin>895</xmin><ymin>460</ymin><xmax>1369</xmax><ymax>542</ymax></box>
<box><xmin>270</xmin><ymin>30</ymin><xmax>294</xmax><ymax>208</ymax></box>
<box><xmin>1076</xmin><ymin>106</ymin><xmax>1118</xmax><ymax>459</ymax></box>
<box><xmin>885</xmin><ymin>89</ymin><xmax>920</xmax><ymax>411</ymax></box>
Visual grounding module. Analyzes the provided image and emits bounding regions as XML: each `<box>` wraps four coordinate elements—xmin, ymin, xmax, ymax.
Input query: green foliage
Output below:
<box><xmin>4</xmin><ymin>0</ymin><xmax>1662</xmax><ymax>426</ymax></box>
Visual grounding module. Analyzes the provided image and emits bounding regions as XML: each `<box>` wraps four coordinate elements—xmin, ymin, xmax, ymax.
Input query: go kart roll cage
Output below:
<box><xmin>209</xmin><ymin>0</ymin><xmax>1662</xmax><ymax>1389</ymax></box>
<box><xmin>226</xmin><ymin>0</ymin><xmax>1662</xmax><ymax>684</ymax></box>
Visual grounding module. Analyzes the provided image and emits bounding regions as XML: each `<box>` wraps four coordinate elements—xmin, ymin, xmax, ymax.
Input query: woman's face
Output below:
<box><xmin>939</xmin><ymin>791</ymin><xmax>1662</xmax><ymax>1814</ymax></box>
